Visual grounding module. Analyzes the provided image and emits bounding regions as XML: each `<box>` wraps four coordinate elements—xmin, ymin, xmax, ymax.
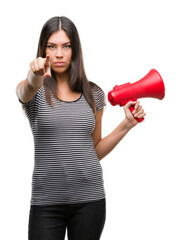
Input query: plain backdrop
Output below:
<box><xmin>1</xmin><ymin>0</ymin><xmax>181</xmax><ymax>239</ymax></box>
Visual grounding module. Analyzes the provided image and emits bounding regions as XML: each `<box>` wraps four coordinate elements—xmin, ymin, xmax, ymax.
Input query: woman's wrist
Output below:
<box><xmin>122</xmin><ymin>118</ymin><xmax>137</xmax><ymax>131</ymax></box>
<box><xmin>27</xmin><ymin>70</ymin><xmax>44</xmax><ymax>90</ymax></box>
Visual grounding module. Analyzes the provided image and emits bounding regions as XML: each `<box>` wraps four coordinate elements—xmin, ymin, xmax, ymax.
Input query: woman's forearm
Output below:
<box><xmin>95</xmin><ymin>119</ymin><xmax>134</xmax><ymax>161</ymax></box>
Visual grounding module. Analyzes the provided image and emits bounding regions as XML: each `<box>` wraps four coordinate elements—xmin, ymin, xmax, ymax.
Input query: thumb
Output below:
<box><xmin>125</xmin><ymin>100</ymin><xmax>137</xmax><ymax>109</ymax></box>
<box><xmin>43</xmin><ymin>55</ymin><xmax>51</xmax><ymax>78</ymax></box>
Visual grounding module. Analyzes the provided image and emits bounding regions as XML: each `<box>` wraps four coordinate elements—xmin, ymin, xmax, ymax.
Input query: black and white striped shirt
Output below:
<box><xmin>20</xmin><ymin>84</ymin><xmax>106</xmax><ymax>205</ymax></box>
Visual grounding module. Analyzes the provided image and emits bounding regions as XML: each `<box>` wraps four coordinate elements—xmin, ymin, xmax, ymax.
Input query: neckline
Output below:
<box><xmin>58</xmin><ymin>92</ymin><xmax>83</xmax><ymax>103</ymax></box>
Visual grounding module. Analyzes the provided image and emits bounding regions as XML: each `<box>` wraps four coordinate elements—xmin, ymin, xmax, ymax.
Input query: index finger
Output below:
<box><xmin>45</xmin><ymin>55</ymin><xmax>50</xmax><ymax>66</ymax></box>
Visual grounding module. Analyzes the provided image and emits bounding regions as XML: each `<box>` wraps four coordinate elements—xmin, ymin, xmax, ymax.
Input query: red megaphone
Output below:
<box><xmin>108</xmin><ymin>69</ymin><xmax>165</xmax><ymax>122</ymax></box>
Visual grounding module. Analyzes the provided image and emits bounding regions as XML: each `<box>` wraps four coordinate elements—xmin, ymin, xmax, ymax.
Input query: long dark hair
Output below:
<box><xmin>37</xmin><ymin>16</ymin><xmax>97</xmax><ymax>115</ymax></box>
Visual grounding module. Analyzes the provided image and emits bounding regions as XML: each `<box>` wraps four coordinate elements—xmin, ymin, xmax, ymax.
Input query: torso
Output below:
<box><xmin>25</xmin><ymin>86</ymin><xmax>105</xmax><ymax>205</ymax></box>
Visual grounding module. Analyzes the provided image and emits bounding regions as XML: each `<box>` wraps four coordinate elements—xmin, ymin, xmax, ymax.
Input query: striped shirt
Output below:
<box><xmin>20</xmin><ymin>84</ymin><xmax>106</xmax><ymax>205</ymax></box>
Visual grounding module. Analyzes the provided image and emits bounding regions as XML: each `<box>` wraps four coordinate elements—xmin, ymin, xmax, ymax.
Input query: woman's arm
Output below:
<box><xmin>92</xmin><ymin>101</ymin><xmax>146</xmax><ymax>161</ymax></box>
<box><xmin>16</xmin><ymin>56</ymin><xmax>51</xmax><ymax>103</ymax></box>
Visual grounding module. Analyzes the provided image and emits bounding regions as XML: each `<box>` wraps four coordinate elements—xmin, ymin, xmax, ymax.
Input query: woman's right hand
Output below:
<box><xmin>16</xmin><ymin>56</ymin><xmax>52</xmax><ymax>103</ymax></box>
<box><xmin>30</xmin><ymin>55</ymin><xmax>51</xmax><ymax>79</ymax></box>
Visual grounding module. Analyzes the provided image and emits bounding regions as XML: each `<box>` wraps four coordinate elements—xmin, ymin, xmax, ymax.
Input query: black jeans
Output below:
<box><xmin>28</xmin><ymin>198</ymin><xmax>106</xmax><ymax>240</ymax></box>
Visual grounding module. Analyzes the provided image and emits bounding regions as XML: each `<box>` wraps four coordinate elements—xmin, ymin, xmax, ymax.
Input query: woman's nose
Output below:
<box><xmin>56</xmin><ymin>47</ymin><xmax>63</xmax><ymax>58</ymax></box>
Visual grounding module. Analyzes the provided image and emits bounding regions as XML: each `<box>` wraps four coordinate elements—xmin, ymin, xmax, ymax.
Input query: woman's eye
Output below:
<box><xmin>48</xmin><ymin>45</ymin><xmax>55</xmax><ymax>49</ymax></box>
<box><xmin>64</xmin><ymin>45</ymin><xmax>71</xmax><ymax>49</ymax></box>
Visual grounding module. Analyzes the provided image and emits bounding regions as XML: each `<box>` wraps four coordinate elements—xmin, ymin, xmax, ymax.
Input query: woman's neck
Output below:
<box><xmin>55</xmin><ymin>71</ymin><xmax>70</xmax><ymax>90</ymax></box>
<box><xmin>55</xmin><ymin>71</ymin><xmax>81</xmax><ymax>100</ymax></box>
<box><xmin>55</xmin><ymin>71</ymin><xmax>78</xmax><ymax>99</ymax></box>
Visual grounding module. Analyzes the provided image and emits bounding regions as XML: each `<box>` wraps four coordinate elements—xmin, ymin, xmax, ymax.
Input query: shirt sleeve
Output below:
<box><xmin>92</xmin><ymin>84</ymin><xmax>107</xmax><ymax>112</ymax></box>
<box><xmin>18</xmin><ymin>92</ymin><xmax>37</xmax><ymax>107</ymax></box>
<box><xmin>17</xmin><ymin>87</ymin><xmax>43</xmax><ymax>121</ymax></box>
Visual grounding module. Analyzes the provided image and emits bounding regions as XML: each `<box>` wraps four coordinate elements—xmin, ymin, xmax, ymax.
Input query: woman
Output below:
<box><xmin>16</xmin><ymin>16</ymin><xmax>146</xmax><ymax>240</ymax></box>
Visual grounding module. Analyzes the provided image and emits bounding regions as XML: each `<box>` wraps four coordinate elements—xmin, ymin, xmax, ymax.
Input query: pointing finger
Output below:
<box><xmin>45</xmin><ymin>55</ymin><xmax>51</xmax><ymax>66</ymax></box>
<box><xmin>43</xmin><ymin>56</ymin><xmax>51</xmax><ymax>78</ymax></box>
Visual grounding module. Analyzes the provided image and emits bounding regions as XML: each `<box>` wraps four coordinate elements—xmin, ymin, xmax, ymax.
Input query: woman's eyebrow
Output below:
<box><xmin>47</xmin><ymin>42</ymin><xmax>56</xmax><ymax>45</ymax></box>
<box><xmin>62</xmin><ymin>41</ymin><xmax>71</xmax><ymax>45</ymax></box>
<box><xmin>47</xmin><ymin>41</ymin><xmax>71</xmax><ymax>45</ymax></box>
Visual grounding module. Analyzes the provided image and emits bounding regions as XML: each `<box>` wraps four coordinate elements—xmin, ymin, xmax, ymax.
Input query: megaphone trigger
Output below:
<box><xmin>129</xmin><ymin>104</ymin><xmax>144</xmax><ymax>123</ymax></box>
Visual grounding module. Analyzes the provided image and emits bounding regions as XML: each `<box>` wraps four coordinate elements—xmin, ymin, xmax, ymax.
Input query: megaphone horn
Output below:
<box><xmin>129</xmin><ymin>69</ymin><xmax>165</xmax><ymax>100</ymax></box>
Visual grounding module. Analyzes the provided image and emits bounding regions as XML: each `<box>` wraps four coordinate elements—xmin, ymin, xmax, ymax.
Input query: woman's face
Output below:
<box><xmin>46</xmin><ymin>29</ymin><xmax>72</xmax><ymax>75</ymax></box>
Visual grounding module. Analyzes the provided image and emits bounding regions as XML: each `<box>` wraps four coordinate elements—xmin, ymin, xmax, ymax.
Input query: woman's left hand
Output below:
<box><xmin>123</xmin><ymin>101</ymin><xmax>146</xmax><ymax>127</ymax></box>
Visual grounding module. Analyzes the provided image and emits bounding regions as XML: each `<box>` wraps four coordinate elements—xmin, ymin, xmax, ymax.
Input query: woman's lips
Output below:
<box><xmin>54</xmin><ymin>62</ymin><xmax>66</xmax><ymax>66</ymax></box>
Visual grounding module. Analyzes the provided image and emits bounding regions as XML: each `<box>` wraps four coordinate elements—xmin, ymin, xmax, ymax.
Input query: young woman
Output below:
<box><xmin>16</xmin><ymin>16</ymin><xmax>146</xmax><ymax>240</ymax></box>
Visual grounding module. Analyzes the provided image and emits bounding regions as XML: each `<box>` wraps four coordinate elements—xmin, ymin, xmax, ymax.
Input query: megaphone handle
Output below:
<box><xmin>129</xmin><ymin>105</ymin><xmax>144</xmax><ymax>122</ymax></box>
<box><xmin>120</xmin><ymin>99</ymin><xmax>144</xmax><ymax>122</ymax></box>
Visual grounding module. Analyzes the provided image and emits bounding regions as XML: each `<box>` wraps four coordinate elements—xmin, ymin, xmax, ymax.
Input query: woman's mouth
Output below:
<box><xmin>54</xmin><ymin>62</ymin><xmax>66</xmax><ymax>66</ymax></box>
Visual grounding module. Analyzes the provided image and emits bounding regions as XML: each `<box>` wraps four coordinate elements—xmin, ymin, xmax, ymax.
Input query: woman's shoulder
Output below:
<box><xmin>89</xmin><ymin>81</ymin><xmax>106</xmax><ymax>111</ymax></box>
<box><xmin>21</xmin><ymin>86</ymin><xmax>44</xmax><ymax>108</ymax></box>
<box><xmin>89</xmin><ymin>81</ymin><xmax>105</xmax><ymax>95</ymax></box>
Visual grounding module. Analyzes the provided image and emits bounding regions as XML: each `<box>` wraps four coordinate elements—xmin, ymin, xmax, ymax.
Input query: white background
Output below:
<box><xmin>1</xmin><ymin>0</ymin><xmax>181</xmax><ymax>239</ymax></box>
